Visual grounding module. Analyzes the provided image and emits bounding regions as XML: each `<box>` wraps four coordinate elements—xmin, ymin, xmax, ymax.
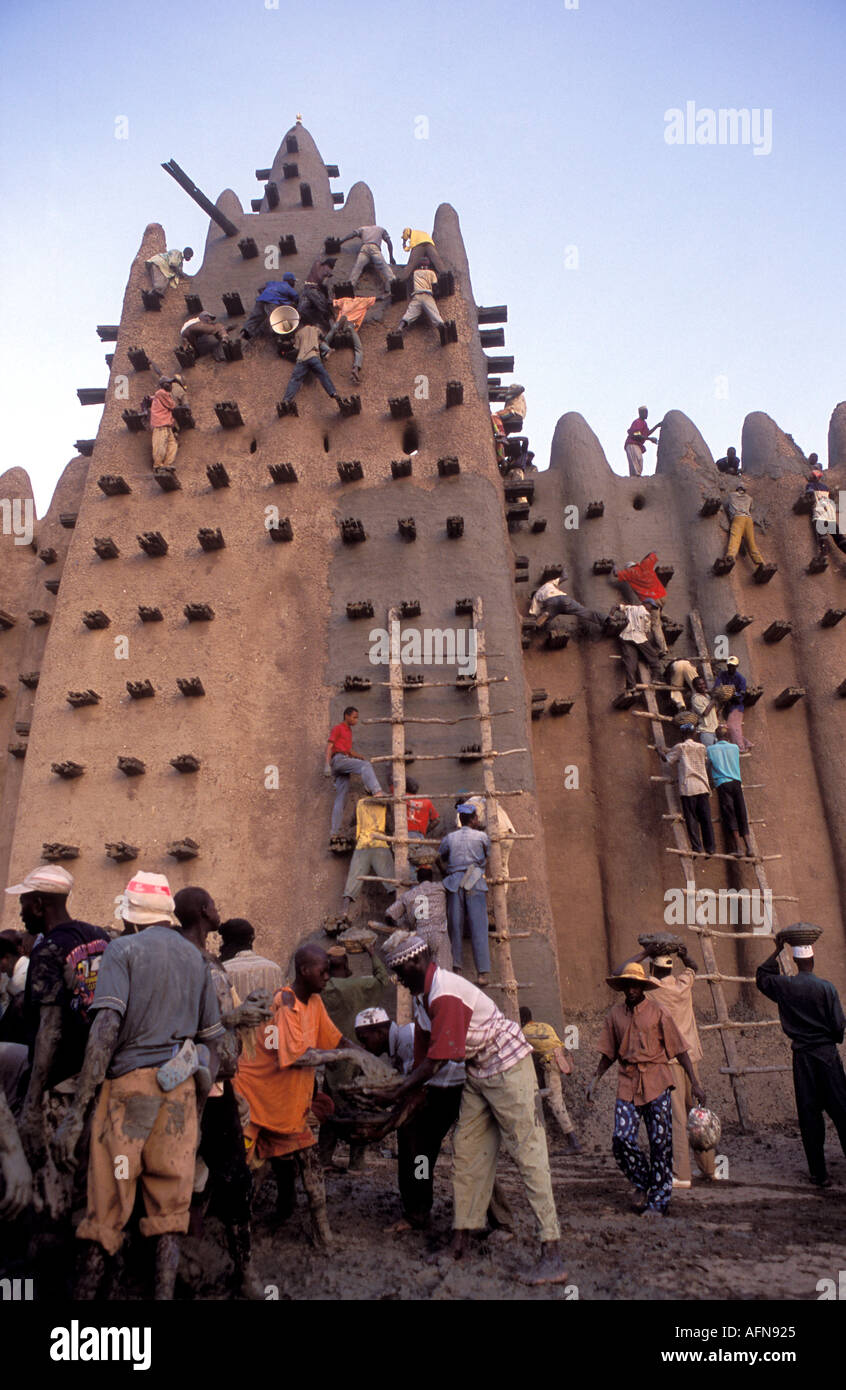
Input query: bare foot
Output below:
<box><xmin>383</xmin><ymin>1218</ymin><xmax>414</xmax><ymax>1235</ymax></box>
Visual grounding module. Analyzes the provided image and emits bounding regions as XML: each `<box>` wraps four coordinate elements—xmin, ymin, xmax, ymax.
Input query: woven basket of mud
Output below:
<box><xmin>779</xmin><ymin>923</ymin><xmax>822</xmax><ymax>947</ymax></box>
<box><xmin>338</xmin><ymin>926</ymin><xmax>376</xmax><ymax>953</ymax></box>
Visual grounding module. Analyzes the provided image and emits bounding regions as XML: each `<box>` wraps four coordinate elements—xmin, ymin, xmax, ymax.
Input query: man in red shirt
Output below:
<box><xmin>325</xmin><ymin>707</ymin><xmax>383</xmax><ymax>836</ymax></box>
<box><xmin>624</xmin><ymin>406</ymin><xmax>662</xmax><ymax>477</ymax></box>
<box><xmin>148</xmin><ymin>375</ymin><xmax>187</xmax><ymax>470</ymax></box>
<box><xmin>614</xmin><ymin>552</ymin><xmax>669</xmax><ymax>652</ymax></box>
<box><xmin>388</xmin><ymin>775</ymin><xmax>439</xmax><ymax>872</ymax></box>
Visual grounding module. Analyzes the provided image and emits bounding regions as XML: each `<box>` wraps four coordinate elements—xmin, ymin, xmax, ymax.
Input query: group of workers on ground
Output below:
<box><xmin>0</xmin><ymin>862</ymin><xmax>575</xmax><ymax>1291</ymax></box>
<box><xmin>141</xmin><ymin>226</ymin><xmax>450</xmax><ymax>471</ymax></box>
<box><xmin>3</xmin><ymin>857</ymin><xmax>843</xmax><ymax>1300</ymax></box>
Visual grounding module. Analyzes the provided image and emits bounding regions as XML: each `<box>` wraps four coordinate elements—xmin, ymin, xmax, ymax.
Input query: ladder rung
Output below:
<box><xmin>387</xmin><ymin>790</ymin><xmax>526</xmax><ymax>802</ymax></box>
<box><xmin>356</xmin><ymin>875</ymin><xmax>412</xmax><ymax>886</ymax></box>
<box><xmin>718</xmin><ymin>1064</ymin><xmax>790</xmax><ymax>1074</ymax></box>
<box><xmin>378</xmin><ymin>676</ymin><xmax>509</xmax><ymax>688</ymax></box>
<box><xmin>698</xmin><ymin>973</ymin><xmax>757</xmax><ymax>984</ymax></box>
<box><xmin>666</xmin><ymin>848</ymin><xmax>780</xmax><ymax>861</ymax></box>
<box><xmin>362</xmin><ymin>709</ymin><xmax>513</xmax><ymax>725</ymax></box>
<box><xmin>662</xmin><ymin>814</ymin><xmax>765</xmax><ymax>823</ymax></box>
<box><xmin>372</xmin><ymin>747</ymin><xmax>527</xmax><ymax>764</ymax></box>
<box><xmin>686</xmin><ymin>927</ymin><xmax>776</xmax><ymax>939</ymax></box>
<box><xmin>378</xmin><ymin>832</ymin><xmax>533</xmax><ymax>845</ymax></box>
<box><xmin>700</xmin><ymin>1019</ymin><xmax>782</xmax><ymax>1030</ymax></box>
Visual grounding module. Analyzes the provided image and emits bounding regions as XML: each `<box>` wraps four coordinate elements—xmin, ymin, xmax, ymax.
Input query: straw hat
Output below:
<box><xmin>606</xmin><ymin>961</ymin><xmax>660</xmax><ymax>991</ymax></box>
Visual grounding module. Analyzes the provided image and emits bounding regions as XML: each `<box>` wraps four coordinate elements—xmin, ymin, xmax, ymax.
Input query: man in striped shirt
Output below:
<box><xmin>219</xmin><ymin>919</ymin><xmax>284</xmax><ymax>1000</ymax></box>
<box><xmin>379</xmin><ymin>933</ymin><xmax>569</xmax><ymax>1285</ymax></box>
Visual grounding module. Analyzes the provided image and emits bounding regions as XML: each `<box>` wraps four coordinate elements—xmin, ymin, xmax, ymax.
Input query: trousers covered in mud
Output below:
<box><xmin>76</xmin><ymin>1065</ymin><xmax>197</xmax><ymax>1254</ymax></box>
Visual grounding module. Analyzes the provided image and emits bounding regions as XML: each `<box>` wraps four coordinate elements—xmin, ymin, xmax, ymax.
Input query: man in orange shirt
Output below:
<box><xmin>587</xmin><ymin>962</ymin><xmax>704</xmax><ymax>1217</ymax></box>
<box><xmin>615</xmin><ymin>944</ymin><xmax>717</xmax><ymax>1188</ymax></box>
<box><xmin>234</xmin><ymin>942</ymin><xmax>368</xmax><ymax>1247</ymax></box>
<box><xmin>324</xmin><ymin>295</ymin><xmax>378</xmax><ymax>384</ymax></box>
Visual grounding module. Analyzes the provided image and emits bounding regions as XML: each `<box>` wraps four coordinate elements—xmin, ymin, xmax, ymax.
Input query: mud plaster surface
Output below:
<box><xmin>6</xmin><ymin>1006</ymin><xmax>844</xmax><ymax>1302</ymax></box>
<box><xmin>7</xmin><ymin>1118</ymin><xmax>844</xmax><ymax>1302</ymax></box>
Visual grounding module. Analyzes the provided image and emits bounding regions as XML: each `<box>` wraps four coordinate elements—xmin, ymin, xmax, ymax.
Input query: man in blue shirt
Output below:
<box><xmin>706</xmin><ymin>723</ymin><xmax>752</xmax><ymax>858</ymax></box>
<box><xmin>437</xmin><ymin>805</ymin><xmax>491</xmax><ymax>985</ymax></box>
<box><xmin>241</xmin><ymin>272</ymin><xmax>299</xmax><ymax>340</ymax></box>
<box><xmin>54</xmin><ymin>872</ymin><xmax>224</xmax><ymax>1300</ymax></box>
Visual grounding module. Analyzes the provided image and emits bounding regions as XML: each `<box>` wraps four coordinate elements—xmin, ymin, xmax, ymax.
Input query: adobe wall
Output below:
<box><xmin>0</xmin><ymin>461</ymin><xmax>87</xmax><ymax>895</ymax></box>
<box><xmin>514</xmin><ymin>408</ymin><xmax>846</xmax><ymax>1015</ymax></box>
<box><xmin>1</xmin><ymin>124</ymin><xmax>844</xmax><ymax>1078</ymax></box>
<box><xmin>0</xmin><ymin>126</ymin><xmax>562</xmax><ymax>1024</ymax></box>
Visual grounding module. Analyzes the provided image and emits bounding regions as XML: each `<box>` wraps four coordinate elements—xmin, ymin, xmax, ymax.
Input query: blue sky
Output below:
<box><xmin>1</xmin><ymin>0</ymin><xmax>844</xmax><ymax>512</ymax></box>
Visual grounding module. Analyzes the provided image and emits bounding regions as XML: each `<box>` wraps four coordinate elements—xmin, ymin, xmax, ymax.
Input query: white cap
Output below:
<box><xmin>114</xmin><ymin>871</ymin><xmax>177</xmax><ymax>926</ymax></box>
<box><xmin>793</xmin><ymin>945</ymin><xmax>814</xmax><ymax>959</ymax></box>
<box><xmin>355</xmin><ymin>1007</ymin><xmax>390</xmax><ymax>1029</ymax></box>
<box><xmin>5</xmin><ymin>864</ymin><xmax>74</xmax><ymax>897</ymax></box>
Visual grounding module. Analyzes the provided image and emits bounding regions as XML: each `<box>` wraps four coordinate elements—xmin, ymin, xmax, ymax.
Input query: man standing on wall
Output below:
<box><xmin>624</xmin><ymin>406</ymin><xmax>662</xmax><ymax>477</ymax></box>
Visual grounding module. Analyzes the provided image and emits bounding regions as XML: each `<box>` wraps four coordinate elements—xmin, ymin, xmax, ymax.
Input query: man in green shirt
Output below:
<box><xmin>318</xmin><ymin>942</ymin><xmax>392</xmax><ymax>1171</ymax></box>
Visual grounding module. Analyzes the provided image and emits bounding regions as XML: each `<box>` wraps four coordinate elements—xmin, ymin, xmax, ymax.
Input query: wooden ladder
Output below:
<box><xmin>361</xmin><ymin>599</ymin><xmax>534</xmax><ymax>1021</ymax></box>
<box><xmin>635</xmin><ymin>609</ymin><xmax>791</xmax><ymax>1128</ymax></box>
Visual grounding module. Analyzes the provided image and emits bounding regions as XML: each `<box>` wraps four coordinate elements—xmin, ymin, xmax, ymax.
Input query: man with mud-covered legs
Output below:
<box><xmin>53</xmin><ymin>872</ymin><xmax>224</xmax><ymax>1300</ymax></box>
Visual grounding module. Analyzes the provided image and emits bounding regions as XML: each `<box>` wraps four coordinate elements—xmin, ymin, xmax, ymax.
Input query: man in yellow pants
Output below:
<box><xmin>723</xmin><ymin>484</ymin><xmax>766</xmax><ymax>572</ymax></box>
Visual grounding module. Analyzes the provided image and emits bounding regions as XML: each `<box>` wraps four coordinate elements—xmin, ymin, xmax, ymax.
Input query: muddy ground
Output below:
<box><xmin>7</xmin><ymin>1117</ymin><xmax>845</xmax><ymax>1303</ymax></box>
<box><xmin>215</xmin><ymin>1126</ymin><xmax>846</xmax><ymax>1303</ymax></box>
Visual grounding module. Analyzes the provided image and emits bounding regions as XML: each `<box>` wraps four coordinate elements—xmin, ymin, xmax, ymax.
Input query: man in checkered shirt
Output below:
<box><xmin>377</xmin><ymin>932</ymin><xmax>569</xmax><ymax>1286</ymax></box>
